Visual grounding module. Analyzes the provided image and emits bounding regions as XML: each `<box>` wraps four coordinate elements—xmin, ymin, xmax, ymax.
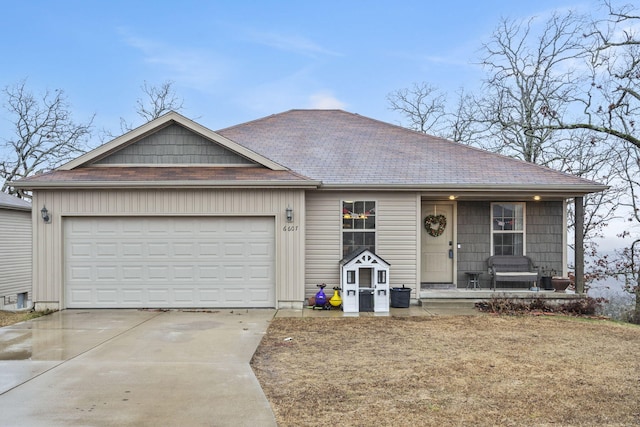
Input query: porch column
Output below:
<box><xmin>574</xmin><ymin>196</ymin><xmax>585</xmax><ymax>293</ymax></box>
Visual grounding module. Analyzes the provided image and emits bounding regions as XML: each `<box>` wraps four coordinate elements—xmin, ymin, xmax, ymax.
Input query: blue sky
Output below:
<box><xmin>1</xmin><ymin>0</ymin><xmax>599</xmax><ymax>134</ymax></box>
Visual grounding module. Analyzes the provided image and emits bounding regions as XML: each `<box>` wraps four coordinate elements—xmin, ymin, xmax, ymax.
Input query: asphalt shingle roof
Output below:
<box><xmin>218</xmin><ymin>109</ymin><xmax>603</xmax><ymax>188</ymax></box>
<box><xmin>0</xmin><ymin>192</ymin><xmax>31</xmax><ymax>210</ymax></box>
<box><xmin>19</xmin><ymin>166</ymin><xmax>310</xmax><ymax>184</ymax></box>
<box><xmin>13</xmin><ymin>109</ymin><xmax>606</xmax><ymax>195</ymax></box>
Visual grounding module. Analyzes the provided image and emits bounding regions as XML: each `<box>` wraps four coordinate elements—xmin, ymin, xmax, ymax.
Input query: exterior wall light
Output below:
<box><xmin>533</xmin><ymin>195</ymin><xmax>541</xmax><ymax>201</ymax></box>
<box><xmin>285</xmin><ymin>206</ymin><xmax>293</xmax><ymax>222</ymax></box>
<box><xmin>41</xmin><ymin>205</ymin><xmax>51</xmax><ymax>223</ymax></box>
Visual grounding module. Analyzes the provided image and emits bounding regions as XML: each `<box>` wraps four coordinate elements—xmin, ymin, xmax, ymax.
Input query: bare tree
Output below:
<box><xmin>135</xmin><ymin>80</ymin><xmax>184</xmax><ymax>122</ymax></box>
<box><xmin>0</xmin><ymin>80</ymin><xmax>94</xmax><ymax>198</ymax></box>
<box><xmin>474</xmin><ymin>12</ymin><xmax>589</xmax><ymax>164</ymax></box>
<box><xmin>106</xmin><ymin>80</ymin><xmax>185</xmax><ymax>139</ymax></box>
<box><xmin>387</xmin><ymin>82</ymin><xmax>448</xmax><ymax>135</ymax></box>
<box><xmin>545</xmin><ymin>1</ymin><xmax>640</xmax><ymax>149</ymax></box>
<box><xmin>446</xmin><ymin>88</ymin><xmax>484</xmax><ymax>143</ymax></box>
<box><xmin>596</xmin><ymin>143</ymin><xmax>640</xmax><ymax>322</ymax></box>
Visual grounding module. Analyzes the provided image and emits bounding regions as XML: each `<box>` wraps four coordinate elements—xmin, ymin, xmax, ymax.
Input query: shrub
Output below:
<box><xmin>475</xmin><ymin>296</ymin><xmax>607</xmax><ymax>317</ymax></box>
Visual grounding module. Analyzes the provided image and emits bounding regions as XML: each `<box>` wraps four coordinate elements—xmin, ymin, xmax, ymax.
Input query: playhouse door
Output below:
<box><xmin>421</xmin><ymin>203</ymin><xmax>454</xmax><ymax>284</ymax></box>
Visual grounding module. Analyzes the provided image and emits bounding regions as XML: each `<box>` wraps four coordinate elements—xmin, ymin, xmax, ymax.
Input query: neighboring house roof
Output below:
<box><xmin>0</xmin><ymin>192</ymin><xmax>31</xmax><ymax>211</ymax></box>
<box><xmin>13</xmin><ymin>109</ymin><xmax>607</xmax><ymax>197</ymax></box>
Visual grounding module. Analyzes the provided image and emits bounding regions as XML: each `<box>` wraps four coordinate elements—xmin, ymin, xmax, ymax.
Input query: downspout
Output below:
<box><xmin>574</xmin><ymin>196</ymin><xmax>585</xmax><ymax>293</ymax></box>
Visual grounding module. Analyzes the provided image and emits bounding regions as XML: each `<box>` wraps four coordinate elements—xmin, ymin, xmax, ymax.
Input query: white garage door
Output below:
<box><xmin>64</xmin><ymin>217</ymin><xmax>275</xmax><ymax>308</ymax></box>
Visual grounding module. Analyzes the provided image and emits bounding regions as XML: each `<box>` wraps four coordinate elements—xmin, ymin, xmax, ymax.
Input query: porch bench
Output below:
<box><xmin>487</xmin><ymin>255</ymin><xmax>539</xmax><ymax>291</ymax></box>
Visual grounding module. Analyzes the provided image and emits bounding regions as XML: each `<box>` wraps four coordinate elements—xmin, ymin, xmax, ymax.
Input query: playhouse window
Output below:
<box><xmin>491</xmin><ymin>202</ymin><xmax>525</xmax><ymax>255</ymax></box>
<box><xmin>342</xmin><ymin>200</ymin><xmax>376</xmax><ymax>256</ymax></box>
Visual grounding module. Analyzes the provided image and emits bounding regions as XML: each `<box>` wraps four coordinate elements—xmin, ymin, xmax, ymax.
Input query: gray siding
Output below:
<box><xmin>456</xmin><ymin>201</ymin><xmax>491</xmax><ymax>287</ymax></box>
<box><xmin>305</xmin><ymin>191</ymin><xmax>418</xmax><ymax>299</ymax></box>
<box><xmin>95</xmin><ymin>124</ymin><xmax>254</xmax><ymax>165</ymax></box>
<box><xmin>456</xmin><ymin>201</ymin><xmax>565</xmax><ymax>288</ymax></box>
<box><xmin>0</xmin><ymin>208</ymin><xmax>32</xmax><ymax>301</ymax></box>
<box><xmin>526</xmin><ymin>201</ymin><xmax>565</xmax><ymax>276</ymax></box>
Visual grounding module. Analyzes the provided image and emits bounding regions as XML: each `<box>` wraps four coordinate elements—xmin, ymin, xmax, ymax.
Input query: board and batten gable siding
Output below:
<box><xmin>0</xmin><ymin>208</ymin><xmax>32</xmax><ymax>301</ymax></box>
<box><xmin>30</xmin><ymin>188</ymin><xmax>305</xmax><ymax>309</ymax></box>
<box><xmin>94</xmin><ymin>124</ymin><xmax>254</xmax><ymax>165</ymax></box>
<box><xmin>456</xmin><ymin>200</ymin><xmax>566</xmax><ymax>288</ymax></box>
<box><xmin>305</xmin><ymin>191</ymin><xmax>418</xmax><ymax>299</ymax></box>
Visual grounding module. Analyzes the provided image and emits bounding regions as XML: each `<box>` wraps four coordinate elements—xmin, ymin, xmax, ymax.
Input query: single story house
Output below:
<box><xmin>13</xmin><ymin>110</ymin><xmax>606</xmax><ymax>311</ymax></box>
<box><xmin>0</xmin><ymin>192</ymin><xmax>32</xmax><ymax>308</ymax></box>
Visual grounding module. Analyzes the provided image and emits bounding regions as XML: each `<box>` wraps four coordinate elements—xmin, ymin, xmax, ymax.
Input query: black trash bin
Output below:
<box><xmin>390</xmin><ymin>286</ymin><xmax>412</xmax><ymax>308</ymax></box>
<box><xmin>359</xmin><ymin>289</ymin><xmax>374</xmax><ymax>312</ymax></box>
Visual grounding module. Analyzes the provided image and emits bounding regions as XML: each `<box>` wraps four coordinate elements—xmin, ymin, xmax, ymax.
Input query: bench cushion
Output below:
<box><xmin>494</xmin><ymin>272</ymin><xmax>538</xmax><ymax>281</ymax></box>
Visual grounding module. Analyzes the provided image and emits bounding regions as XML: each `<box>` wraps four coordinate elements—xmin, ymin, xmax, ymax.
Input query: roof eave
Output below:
<box><xmin>12</xmin><ymin>180</ymin><xmax>321</xmax><ymax>190</ymax></box>
<box><xmin>0</xmin><ymin>204</ymin><xmax>31</xmax><ymax>212</ymax></box>
<box><xmin>319</xmin><ymin>183</ymin><xmax>609</xmax><ymax>197</ymax></box>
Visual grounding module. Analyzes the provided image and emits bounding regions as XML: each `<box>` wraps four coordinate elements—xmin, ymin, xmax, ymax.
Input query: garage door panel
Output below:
<box><xmin>148</xmin><ymin>243</ymin><xmax>170</xmax><ymax>257</ymax></box>
<box><xmin>122</xmin><ymin>243</ymin><xmax>144</xmax><ymax>256</ymax></box>
<box><xmin>250</xmin><ymin>242</ymin><xmax>271</xmax><ymax>256</ymax></box>
<box><xmin>96</xmin><ymin>266</ymin><xmax>118</xmax><ymax>280</ymax></box>
<box><xmin>199</xmin><ymin>266</ymin><xmax>219</xmax><ymax>279</ymax></box>
<box><xmin>199</xmin><ymin>243</ymin><xmax>220</xmax><ymax>256</ymax></box>
<box><xmin>69</xmin><ymin>289</ymin><xmax>92</xmax><ymax>304</ymax></box>
<box><xmin>148</xmin><ymin>266</ymin><xmax>170</xmax><ymax>280</ymax></box>
<box><xmin>97</xmin><ymin>221</ymin><xmax>119</xmax><ymax>235</ymax></box>
<box><xmin>96</xmin><ymin>289</ymin><xmax>119</xmax><ymax>304</ymax></box>
<box><xmin>70</xmin><ymin>243</ymin><xmax>92</xmax><ymax>258</ymax></box>
<box><xmin>69</xmin><ymin>266</ymin><xmax>92</xmax><ymax>281</ymax></box>
<box><xmin>64</xmin><ymin>217</ymin><xmax>275</xmax><ymax>308</ymax></box>
<box><xmin>198</xmin><ymin>288</ymin><xmax>222</xmax><ymax>302</ymax></box>
<box><xmin>121</xmin><ymin>289</ymin><xmax>144</xmax><ymax>304</ymax></box>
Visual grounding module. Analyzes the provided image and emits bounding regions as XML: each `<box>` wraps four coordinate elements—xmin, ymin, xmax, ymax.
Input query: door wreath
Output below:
<box><xmin>424</xmin><ymin>214</ymin><xmax>447</xmax><ymax>237</ymax></box>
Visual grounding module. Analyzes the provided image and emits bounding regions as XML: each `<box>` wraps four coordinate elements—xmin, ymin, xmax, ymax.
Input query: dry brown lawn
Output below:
<box><xmin>251</xmin><ymin>315</ymin><xmax>640</xmax><ymax>427</ymax></box>
<box><xmin>0</xmin><ymin>310</ymin><xmax>48</xmax><ymax>327</ymax></box>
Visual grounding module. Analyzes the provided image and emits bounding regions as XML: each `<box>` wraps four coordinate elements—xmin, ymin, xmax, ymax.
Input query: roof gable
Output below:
<box><xmin>59</xmin><ymin>111</ymin><xmax>286</xmax><ymax>171</ymax></box>
<box><xmin>93</xmin><ymin>123</ymin><xmax>254</xmax><ymax>166</ymax></box>
<box><xmin>340</xmin><ymin>249</ymin><xmax>390</xmax><ymax>268</ymax></box>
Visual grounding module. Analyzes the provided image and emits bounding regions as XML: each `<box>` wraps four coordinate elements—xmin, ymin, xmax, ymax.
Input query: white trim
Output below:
<box><xmin>89</xmin><ymin>163</ymin><xmax>261</xmax><ymax>168</ymax></box>
<box><xmin>15</xmin><ymin>180</ymin><xmax>320</xmax><ymax>189</ymax></box>
<box><xmin>420</xmin><ymin>200</ymin><xmax>456</xmax><ymax>284</ymax></box>
<box><xmin>340</xmin><ymin>199</ymin><xmax>377</xmax><ymax>258</ymax></box>
<box><xmin>490</xmin><ymin>202</ymin><xmax>526</xmax><ymax>256</ymax></box>
<box><xmin>562</xmin><ymin>199</ymin><xmax>568</xmax><ymax>277</ymax></box>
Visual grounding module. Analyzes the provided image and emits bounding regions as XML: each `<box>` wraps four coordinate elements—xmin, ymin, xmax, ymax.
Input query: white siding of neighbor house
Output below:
<box><xmin>0</xmin><ymin>208</ymin><xmax>32</xmax><ymax>302</ymax></box>
<box><xmin>305</xmin><ymin>191</ymin><xmax>418</xmax><ymax>299</ymax></box>
<box><xmin>31</xmin><ymin>188</ymin><xmax>305</xmax><ymax>310</ymax></box>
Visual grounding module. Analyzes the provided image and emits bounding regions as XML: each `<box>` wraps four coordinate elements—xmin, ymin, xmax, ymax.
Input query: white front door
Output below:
<box><xmin>421</xmin><ymin>203</ymin><xmax>454</xmax><ymax>283</ymax></box>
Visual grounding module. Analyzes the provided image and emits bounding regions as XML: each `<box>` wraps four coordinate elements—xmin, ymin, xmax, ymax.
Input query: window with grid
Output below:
<box><xmin>491</xmin><ymin>202</ymin><xmax>525</xmax><ymax>255</ymax></box>
<box><xmin>342</xmin><ymin>201</ymin><xmax>376</xmax><ymax>257</ymax></box>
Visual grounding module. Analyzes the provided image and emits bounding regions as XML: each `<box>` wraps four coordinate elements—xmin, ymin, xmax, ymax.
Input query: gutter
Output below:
<box><xmin>12</xmin><ymin>180</ymin><xmax>322</xmax><ymax>190</ymax></box>
<box><xmin>318</xmin><ymin>183</ymin><xmax>609</xmax><ymax>196</ymax></box>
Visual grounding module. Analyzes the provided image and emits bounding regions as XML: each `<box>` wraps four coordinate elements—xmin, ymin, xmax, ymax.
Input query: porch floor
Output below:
<box><xmin>419</xmin><ymin>288</ymin><xmax>580</xmax><ymax>299</ymax></box>
<box><xmin>419</xmin><ymin>288</ymin><xmax>583</xmax><ymax>312</ymax></box>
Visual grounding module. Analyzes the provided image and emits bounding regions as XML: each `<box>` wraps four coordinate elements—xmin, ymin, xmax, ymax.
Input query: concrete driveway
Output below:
<box><xmin>0</xmin><ymin>309</ymin><xmax>277</xmax><ymax>427</ymax></box>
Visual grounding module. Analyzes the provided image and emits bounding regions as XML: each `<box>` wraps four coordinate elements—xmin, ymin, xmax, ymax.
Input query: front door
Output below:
<box><xmin>421</xmin><ymin>203</ymin><xmax>454</xmax><ymax>283</ymax></box>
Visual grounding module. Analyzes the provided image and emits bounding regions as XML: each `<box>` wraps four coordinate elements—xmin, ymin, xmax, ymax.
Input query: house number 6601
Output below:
<box><xmin>282</xmin><ymin>225</ymin><xmax>299</xmax><ymax>232</ymax></box>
